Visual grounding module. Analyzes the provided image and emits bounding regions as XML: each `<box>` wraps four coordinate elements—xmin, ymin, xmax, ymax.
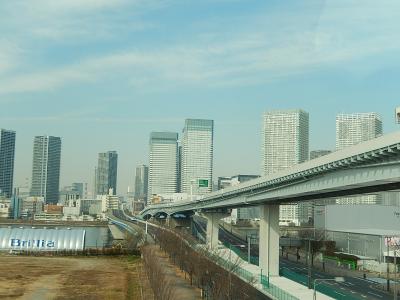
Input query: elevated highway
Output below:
<box><xmin>139</xmin><ymin>131</ymin><xmax>400</xmax><ymax>276</ymax></box>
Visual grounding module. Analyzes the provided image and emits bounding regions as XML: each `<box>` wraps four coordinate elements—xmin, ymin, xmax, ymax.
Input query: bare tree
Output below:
<box><xmin>148</xmin><ymin>222</ymin><xmax>265</xmax><ymax>300</ymax></box>
<box><xmin>141</xmin><ymin>245</ymin><xmax>176</xmax><ymax>300</ymax></box>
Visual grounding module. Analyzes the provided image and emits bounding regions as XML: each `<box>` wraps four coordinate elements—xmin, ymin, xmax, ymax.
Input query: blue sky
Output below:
<box><xmin>1</xmin><ymin>0</ymin><xmax>400</xmax><ymax>194</ymax></box>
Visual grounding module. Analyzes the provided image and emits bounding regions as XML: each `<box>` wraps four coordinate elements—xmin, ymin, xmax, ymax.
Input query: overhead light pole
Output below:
<box><xmin>313</xmin><ymin>277</ymin><xmax>345</xmax><ymax>300</ymax></box>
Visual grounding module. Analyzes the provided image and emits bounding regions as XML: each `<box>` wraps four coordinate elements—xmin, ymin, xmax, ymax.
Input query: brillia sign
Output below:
<box><xmin>10</xmin><ymin>238</ymin><xmax>56</xmax><ymax>248</ymax></box>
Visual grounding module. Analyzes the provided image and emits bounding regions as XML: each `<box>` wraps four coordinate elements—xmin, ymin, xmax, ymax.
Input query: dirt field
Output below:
<box><xmin>0</xmin><ymin>255</ymin><xmax>153</xmax><ymax>300</ymax></box>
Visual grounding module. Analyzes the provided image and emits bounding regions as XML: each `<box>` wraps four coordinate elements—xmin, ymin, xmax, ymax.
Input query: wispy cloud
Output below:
<box><xmin>1</xmin><ymin>1</ymin><xmax>400</xmax><ymax>95</ymax></box>
<box><xmin>0</xmin><ymin>39</ymin><xmax>23</xmax><ymax>74</ymax></box>
<box><xmin>0</xmin><ymin>0</ymin><xmax>162</xmax><ymax>42</ymax></box>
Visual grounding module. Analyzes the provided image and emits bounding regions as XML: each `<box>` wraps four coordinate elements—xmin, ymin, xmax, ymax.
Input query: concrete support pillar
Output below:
<box><xmin>259</xmin><ymin>204</ymin><xmax>280</xmax><ymax>276</ymax></box>
<box><xmin>203</xmin><ymin>212</ymin><xmax>226</xmax><ymax>249</ymax></box>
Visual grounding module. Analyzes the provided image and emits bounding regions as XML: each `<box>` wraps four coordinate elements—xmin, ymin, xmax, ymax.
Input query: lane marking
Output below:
<box><xmin>367</xmin><ymin>291</ymin><xmax>383</xmax><ymax>298</ymax></box>
<box><xmin>352</xmin><ymin>277</ymin><xmax>379</xmax><ymax>284</ymax></box>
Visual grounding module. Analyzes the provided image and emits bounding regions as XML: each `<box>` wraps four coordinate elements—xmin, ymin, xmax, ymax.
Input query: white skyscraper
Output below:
<box><xmin>148</xmin><ymin>132</ymin><xmax>178</xmax><ymax>201</ymax></box>
<box><xmin>181</xmin><ymin>119</ymin><xmax>214</xmax><ymax>196</ymax></box>
<box><xmin>335</xmin><ymin>112</ymin><xmax>383</xmax><ymax>205</ymax></box>
<box><xmin>262</xmin><ymin>109</ymin><xmax>309</xmax><ymax>225</ymax></box>
<box><xmin>336</xmin><ymin>113</ymin><xmax>382</xmax><ymax>150</ymax></box>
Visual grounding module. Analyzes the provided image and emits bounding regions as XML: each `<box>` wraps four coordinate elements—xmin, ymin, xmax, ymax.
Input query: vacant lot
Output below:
<box><xmin>0</xmin><ymin>255</ymin><xmax>153</xmax><ymax>300</ymax></box>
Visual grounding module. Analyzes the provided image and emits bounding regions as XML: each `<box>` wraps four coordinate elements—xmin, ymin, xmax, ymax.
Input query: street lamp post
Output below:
<box><xmin>313</xmin><ymin>277</ymin><xmax>345</xmax><ymax>300</ymax></box>
<box><xmin>304</xmin><ymin>238</ymin><xmax>314</xmax><ymax>288</ymax></box>
<box><xmin>247</xmin><ymin>234</ymin><xmax>254</xmax><ymax>264</ymax></box>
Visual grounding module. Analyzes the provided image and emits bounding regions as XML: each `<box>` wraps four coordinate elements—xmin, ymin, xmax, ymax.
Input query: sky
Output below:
<box><xmin>1</xmin><ymin>0</ymin><xmax>400</xmax><ymax>194</ymax></box>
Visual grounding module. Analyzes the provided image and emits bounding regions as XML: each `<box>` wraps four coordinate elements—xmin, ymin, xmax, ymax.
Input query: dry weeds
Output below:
<box><xmin>0</xmin><ymin>255</ymin><xmax>153</xmax><ymax>300</ymax></box>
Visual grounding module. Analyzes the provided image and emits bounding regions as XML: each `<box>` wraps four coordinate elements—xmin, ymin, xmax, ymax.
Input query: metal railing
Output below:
<box><xmin>221</xmin><ymin>242</ymin><xmax>299</xmax><ymax>300</ymax></box>
<box><xmin>261</xmin><ymin>281</ymin><xmax>299</xmax><ymax>300</ymax></box>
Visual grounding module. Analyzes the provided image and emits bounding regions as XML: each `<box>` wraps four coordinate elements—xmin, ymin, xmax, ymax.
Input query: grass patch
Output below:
<box><xmin>126</xmin><ymin>255</ymin><xmax>141</xmax><ymax>263</ymax></box>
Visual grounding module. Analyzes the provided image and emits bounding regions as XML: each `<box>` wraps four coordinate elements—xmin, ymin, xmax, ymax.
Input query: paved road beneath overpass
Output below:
<box><xmin>216</xmin><ymin>221</ymin><xmax>393</xmax><ymax>300</ymax></box>
<box><xmin>280</xmin><ymin>259</ymin><xmax>391</xmax><ymax>300</ymax></box>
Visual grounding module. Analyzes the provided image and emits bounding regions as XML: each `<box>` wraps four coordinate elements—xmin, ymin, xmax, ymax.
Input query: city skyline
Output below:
<box><xmin>4</xmin><ymin>107</ymin><xmax>400</xmax><ymax>196</ymax></box>
<box><xmin>1</xmin><ymin>1</ymin><xmax>400</xmax><ymax>193</ymax></box>
<box><xmin>1</xmin><ymin>2</ymin><xmax>400</xmax><ymax>299</ymax></box>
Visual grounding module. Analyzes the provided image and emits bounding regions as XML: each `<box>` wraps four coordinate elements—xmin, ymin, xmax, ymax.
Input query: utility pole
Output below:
<box><xmin>248</xmin><ymin>235</ymin><xmax>251</xmax><ymax>263</ymax></box>
<box><xmin>308</xmin><ymin>239</ymin><xmax>312</xmax><ymax>289</ymax></box>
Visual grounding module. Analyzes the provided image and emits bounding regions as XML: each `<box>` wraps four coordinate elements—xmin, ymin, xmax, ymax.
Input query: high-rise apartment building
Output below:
<box><xmin>262</xmin><ymin>109</ymin><xmax>309</xmax><ymax>225</ymax></box>
<box><xmin>336</xmin><ymin>113</ymin><xmax>382</xmax><ymax>150</ymax></box>
<box><xmin>148</xmin><ymin>132</ymin><xmax>178</xmax><ymax>201</ymax></box>
<box><xmin>181</xmin><ymin>119</ymin><xmax>214</xmax><ymax>196</ymax></box>
<box><xmin>30</xmin><ymin>136</ymin><xmax>61</xmax><ymax>204</ymax></box>
<box><xmin>0</xmin><ymin>129</ymin><xmax>16</xmax><ymax>198</ymax></box>
<box><xmin>336</xmin><ymin>112</ymin><xmax>383</xmax><ymax>205</ymax></box>
<box><xmin>96</xmin><ymin>151</ymin><xmax>118</xmax><ymax>195</ymax></box>
<box><xmin>262</xmin><ymin>109</ymin><xmax>309</xmax><ymax>175</ymax></box>
<box><xmin>310</xmin><ymin>150</ymin><xmax>332</xmax><ymax>160</ymax></box>
<box><xmin>134</xmin><ymin>164</ymin><xmax>149</xmax><ymax>202</ymax></box>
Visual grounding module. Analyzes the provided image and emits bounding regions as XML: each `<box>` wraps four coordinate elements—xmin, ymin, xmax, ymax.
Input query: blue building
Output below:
<box><xmin>11</xmin><ymin>191</ymin><xmax>21</xmax><ymax>219</ymax></box>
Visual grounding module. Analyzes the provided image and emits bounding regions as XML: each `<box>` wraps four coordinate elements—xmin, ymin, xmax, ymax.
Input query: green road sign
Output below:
<box><xmin>198</xmin><ymin>179</ymin><xmax>209</xmax><ymax>187</ymax></box>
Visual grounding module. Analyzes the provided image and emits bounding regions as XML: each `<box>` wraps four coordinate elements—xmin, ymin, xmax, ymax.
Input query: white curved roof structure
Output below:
<box><xmin>0</xmin><ymin>228</ymin><xmax>85</xmax><ymax>251</ymax></box>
